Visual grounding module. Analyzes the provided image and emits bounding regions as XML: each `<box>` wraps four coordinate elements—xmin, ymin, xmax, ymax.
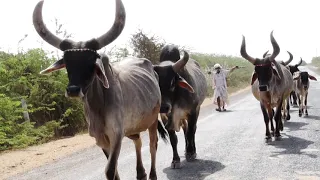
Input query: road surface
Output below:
<box><xmin>8</xmin><ymin>66</ymin><xmax>320</xmax><ymax>180</ymax></box>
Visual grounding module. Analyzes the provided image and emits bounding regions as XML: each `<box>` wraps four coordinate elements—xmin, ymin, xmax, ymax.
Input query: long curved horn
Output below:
<box><xmin>33</xmin><ymin>1</ymin><xmax>62</xmax><ymax>49</ymax></box>
<box><xmin>269</xmin><ymin>31</ymin><xmax>284</xmax><ymax>80</ymax></box>
<box><xmin>96</xmin><ymin>0</ymin><xmax>126</xmax><ymax>50</ymax></box>
<box><xmin>263</xmin><ymin>50</ymin><xmax>269</xmax><ymax>58</ymax></box>
<box><xmin>240</xmin><ymin>35</ymin><xmax>256</xmax><ymax>64</ymax></box>
<box><xmin>269</xmin><ymin>31</ymin><xmax>280</xmax><ymax>60</ymax></box>
<box><xmin>297</xmin><ymin>57</ymin><xmax>303</xmax><ymax>66</ymax></box>
<box><xmin>172</xmin><ymin>51</ymin><xmax>189</xmax><ymax>73</ymax></box>
<box><xmin>283</xmin><ymin>51</ymin><xmax>293</xmax><ymax>66</ymax></box>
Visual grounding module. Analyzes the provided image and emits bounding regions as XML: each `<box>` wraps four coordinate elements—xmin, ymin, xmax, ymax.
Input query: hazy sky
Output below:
<box><xmin>1</xmin><ymin>0</ymin><xmax>319</xmax><ymax>63</ymax></box>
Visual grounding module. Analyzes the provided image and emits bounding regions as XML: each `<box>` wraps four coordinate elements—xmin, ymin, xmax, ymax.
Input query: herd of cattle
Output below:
<box><xmin>31</xmin><ymin>0</ymin><xmax>317</xmax><ymax>179</ymax></box>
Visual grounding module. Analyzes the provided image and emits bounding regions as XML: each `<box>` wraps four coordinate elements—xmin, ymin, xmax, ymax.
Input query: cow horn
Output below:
<box><xmin>269</xmin><ymin>31</ymin><xmax>280</xmax><ymax>60</ymax></box>
<box><xmin>96</xmin><ymin>0</ymin><xmax>126</xmax><ymax>50</ymax></box>
<box><xmin>240</xmin><ymin>35</ymin><xmax>256</xmax><ymax>64</ymax></box>
<box><xmin>263</xmin><ymin>50</ymin><xmax>269</xmax><ymax>58</ymax></box>
<box><xmin>33</xmin><ymin>0</ymin><xmax>62</xmax><ymax>50</ymax></box>
<box><xmin>269</xmin><ymin>31</ymin><xmax>284</xmax><ymax>80</ymax></box>
<box><xmin>172</xmin><ymin>51</ymin><xmax>189</xmax><ymax>73</ymax></box>
<box><xmin>283</xmin><ymin>51</ymin><xmax>293</xmax><ymax>66</ymax></box>
<box><xmin>297</xmin><ymin>57</ymin><xmax>303</xmax><ymax>66</ymax></box>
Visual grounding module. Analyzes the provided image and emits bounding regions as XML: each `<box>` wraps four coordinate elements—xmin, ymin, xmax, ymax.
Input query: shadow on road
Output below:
<box><xmin>163</xmin><ymin>159</ymin><xmax>225</xmax><ymax>180</ymax></box>
<box><xmin>269</xmin><ymin>134</ymin><xmax>316</xmax><ymax>158</ymax></box>
<box><xmin>304</xmin><ymin>115</ymin><xmax>320</xmax><ymax>120</ymax></box>
<box><xmin>285</xmin><ymin>121</ymin><xmax>308</xmax><ymax>131</ymax></box>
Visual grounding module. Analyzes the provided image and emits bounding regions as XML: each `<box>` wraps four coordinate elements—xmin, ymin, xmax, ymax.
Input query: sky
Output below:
<box><xmin>1</xmin><ymin>0</ymin><xmax>320</xmax><ymax>63</ymax></box>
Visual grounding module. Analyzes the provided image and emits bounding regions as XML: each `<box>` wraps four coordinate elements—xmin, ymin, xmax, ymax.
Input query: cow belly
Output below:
<box><xmin>172</xmin><ymin>105</ymin><xmax>190</xmax><ymax>132</ymax></box>
<box><xmin>124</xmin><ymin>100</ymin><xmax>160</xmax><ymax>136</ymax></box>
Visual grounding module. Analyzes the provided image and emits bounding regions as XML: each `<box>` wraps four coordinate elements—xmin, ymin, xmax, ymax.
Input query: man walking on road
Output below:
<box><xmin>212</xmin><ymin>63</ymin><xmax>239</xmax><ymax>112</ymax></box>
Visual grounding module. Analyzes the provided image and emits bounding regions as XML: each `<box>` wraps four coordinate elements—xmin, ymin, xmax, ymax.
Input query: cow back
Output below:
<box><xmin>114</xmin><ymin>58</ymin><xmax>161</xmax><ymax>131</ymax></box>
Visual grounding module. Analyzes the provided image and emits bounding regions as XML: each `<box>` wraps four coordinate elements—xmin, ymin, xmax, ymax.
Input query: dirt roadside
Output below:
<box><xmin>0</xmin><ymin>86</ymin><xmax>250</xmax><ymax>180</ymax></box>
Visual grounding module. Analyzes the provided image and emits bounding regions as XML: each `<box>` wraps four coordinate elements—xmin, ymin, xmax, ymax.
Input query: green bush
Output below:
<box><xmin>311</xmin><ymin>56</ymin><xmax>320</xmax><ymax>68</ymax></box>
<box><xmin>191</xmin><ymin>53</ymin><xmax>254</xmax><ymax>96</ymax></box>
<box><xmin>0</xmin><ymin>49</ymin><xmax>86</xmax><ymax>151</ymax></box>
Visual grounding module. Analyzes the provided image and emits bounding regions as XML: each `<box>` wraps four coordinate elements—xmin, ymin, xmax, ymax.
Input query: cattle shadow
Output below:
<box><xmin>284</xmin><ymin>121</ymin><xmax>308</xmax><ymax>131</ymax></box>
<box><xmin>162</xmin><ymin>159</ymin><xmax>225</xmax><ymax>180</ymax></box>
<box><xmin>304</xmin><ymin>115</ymin><xmax>320</xmax><ymax>120</ymax></box>
<box><xmin>269</xmin><ymin>134</ymin><xmax>317</xmax><ymax>159</ymax></box>
<box><xmin>220</xmin><ymin>109</ymin><xmax>234</xmax><ymax>113</ymax></box>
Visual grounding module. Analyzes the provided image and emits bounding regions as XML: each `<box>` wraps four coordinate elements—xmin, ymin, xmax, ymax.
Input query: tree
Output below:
<box><xmin>130</xmin><ymin>29</ymin><xmax>165</xmax><ymax>64</ymax></box>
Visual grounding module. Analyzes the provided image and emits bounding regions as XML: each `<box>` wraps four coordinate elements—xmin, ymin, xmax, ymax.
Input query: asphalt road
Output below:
<box><xmin>8</xmin><ymin>66</ymin><xmax>320</xmax><ymax>180</ymax></box>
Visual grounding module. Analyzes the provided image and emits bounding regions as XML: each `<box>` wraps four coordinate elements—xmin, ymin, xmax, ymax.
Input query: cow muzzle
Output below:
<box><xmin>259</xmin><ymin>85</ymin><xmax>269</xmax><ymax>92</ymax></box>
<box><xmin>303</xmin><ymin>85</ymin><xmax>308</xmax><ymax>90</ymax></box>
<box><xmin>66</xmin><ymin>85</ymin><xmax>84</xmax><ymax>98</ymax></box>
<box><xmin>160</xmin><ymin>103</ymin><xmax>172</xmax><ymax>114</ymax></box>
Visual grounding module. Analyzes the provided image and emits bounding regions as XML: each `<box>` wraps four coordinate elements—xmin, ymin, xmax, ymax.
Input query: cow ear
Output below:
<box><xmin>251</xmin><ymin>72</ymin><xmax>258</xmax><ymax>85</ymax></box>
<box><xmin>293</xmin><ymin>72</ymin><xmax>300</xmax><ymax>80</ymax></box>
<box><xmin>95</xmin><ymin>63</ymin><xmax>109</xmax><ymax>89</ymax></box>
<box><xmin>177</xmin><ymin>76</ymin><xmax>194</xmax><ymax>93</ymax></box>
<box><xmin>309</xmin><ymin>75</ymin><xmax>317</xmax><ymax>81</ymax></box>
<box><xmin>272</xmin><ymin>68</ymin><xmax>281</xmax><ymax>80</ymax></box>
<box><xmin>40</xmin><ymin>59</ymin><xmax>65</xmax><ymax>75</ymax></box>
<box><xmin>293</xmin><ymin>76</ymin><xmax>300</xmax><ymax>80</ymax></box>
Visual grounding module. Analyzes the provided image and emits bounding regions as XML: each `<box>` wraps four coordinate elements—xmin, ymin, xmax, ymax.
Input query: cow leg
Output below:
<box><xmin>298</xmin><ymin>94</ymin><xmax>303</xmax><ymax>117</ymax></box>
<box><xmin>105</xmin><ymin>135</ymin><xmax>122</xmax><ymax>180</ymax></box>
<box><xmin>286</xmin><ymin>98</ymin><xmax>291</xmax><ymax>120</ymax></box>
<box><xmin>132</xmin><ymin>135</ymin><xmax>147</xmax><ymax>180</ymax></box>
<box><xmin>261</xmin><ymin>103</ymin><xmax>271</xmax><ymax>141</ymax></box>
<box><xmin>185</xmin><ymin>110</ymin><xmax>199</xmax><ymax>161</ymax></box>
<box><xmin>305</xmin><ymin>93</ymin><xmax>308</xmax><ymax>116</ymax></box>
<box><xmin>292</xmin><ymin>91</ymin><xmax>298</xmax><ymax>105</ymax></box>
<box><xmin>270</xmin><ymin>109</ymin><xmax>275</xmax><ymax>136</ymax></box>
<box><xmin>102</xmin><ymin>149</ymin><xmax>120</xmax><ymax>180</ymax></box>
<box><xmin>274</xmin><ymin>98</ymin><xmax>283</xmax><ymax>140</ymax></box>
<box><xmin>168</xmin><ymin>129</ymin><xmax>180</xmax><ymax>169</ymax></box>
<box><xmin>148</xmin><ymin>120</ymin><xmax>158</xmax><ymax>180</ymax></box>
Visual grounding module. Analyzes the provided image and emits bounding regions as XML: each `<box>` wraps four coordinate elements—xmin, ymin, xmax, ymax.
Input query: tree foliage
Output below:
<box><xmin>130</xmin><ymin>29</ymin><xmax>165</xmax><ymax>64</ymax></box>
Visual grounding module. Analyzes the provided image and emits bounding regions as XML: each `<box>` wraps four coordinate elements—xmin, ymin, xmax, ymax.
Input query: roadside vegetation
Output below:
<box><xmin>311</xmin><ymin>56</ymin><xmax>320</xmax><ymax>69</ymax></box>
<box><xmin>0</xmin><ymin>28</ymin><xmax>253</xmax><ymax>151</ymax></box>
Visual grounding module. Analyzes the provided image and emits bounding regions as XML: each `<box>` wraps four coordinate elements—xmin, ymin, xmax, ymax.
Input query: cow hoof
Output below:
<box><xmin>265</xmin><ymin>136</ymin><xmax>272</xmax><ymax>143</ymax></box>
<box><xmin>148</xmin><ymin>176</ymin><xmax>157</xmax><ymax>180</ymax></box>
<box><xmin>171</xmin><ymin>161</ymin><xmax>181</xmax><ymax>169</ymax></box>
<box><xmin>275</xmin><ymin>135</ymin><xmax>282</xmax><ymax>141</ymax></box>
<box><xmin>185</xmin><ymin>153</ymin><xmax>197</xmax><ymax>162</ymax></box>
<box><xmin>137</xmin><ymin>174</ymin><xmax>148</xmax><ymax>180</ymax></box>
<box><xmin>299</xmin><ymin>113</ymin><xmax>302</xmax><ymax>117</ymax></box>
<box><xmin>286</xmin><ymin>114</ymin><xmax>291</xmax><ymax>121</ymax></box>
<box><xmin>270</xmin><ymin>131</ymin><xmax>275</xmax><ymax>137</ymax></box>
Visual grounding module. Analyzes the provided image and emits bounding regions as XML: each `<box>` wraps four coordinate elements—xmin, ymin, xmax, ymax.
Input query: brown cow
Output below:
<box><xmin>240</xmin><ymin>31</ymin><xmax>293</xmax><ymax>142</ymax></box>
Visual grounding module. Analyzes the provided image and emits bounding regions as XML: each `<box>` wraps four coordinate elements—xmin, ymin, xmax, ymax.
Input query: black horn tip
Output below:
<box><xmin>182</xmin><ymin>50</ymin><xmax>189</xmax><ymax>61</ymax></box>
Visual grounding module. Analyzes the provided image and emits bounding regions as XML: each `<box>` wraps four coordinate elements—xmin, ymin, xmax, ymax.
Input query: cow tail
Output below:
<box><xmin>157</xmin><ymin>120</ymin><xmax>168</xmax><ymax>143</ymax></box>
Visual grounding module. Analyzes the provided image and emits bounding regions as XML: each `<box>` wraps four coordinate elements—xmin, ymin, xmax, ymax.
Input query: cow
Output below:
<box><xmin>288</xmin><ymin>58</ymin><xmax>303</xmax><ymax>106</ymax></box>
<box><xmin>240</xmin><ymin>31</ymin><xmax>293</xmax><ymax>142</ymax></box>
<box><xmin>262</xmin><ymin>50</ymin><xmax>294</xmax><ymax>119</ymax></box>
<box><xmin>32</xmin><ymin>0</ymin><xmax>168</xmax><ymax>179</ymax></box>
<box><xmin>153</xmin><ymin>44</ymin><xmax>207</xmax><ymax>169</ymax></box>
<box><xmin>293</xmin><ymin>71</ymin><xmax>317</xmax><ymax>117</ymax></box>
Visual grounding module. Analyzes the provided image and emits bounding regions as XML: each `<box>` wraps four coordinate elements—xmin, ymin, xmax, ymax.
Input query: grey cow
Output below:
<box><xmin>32</xmin><ymin>0</ymin><xmax>168</xmax><ymax>179</ymax></box>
